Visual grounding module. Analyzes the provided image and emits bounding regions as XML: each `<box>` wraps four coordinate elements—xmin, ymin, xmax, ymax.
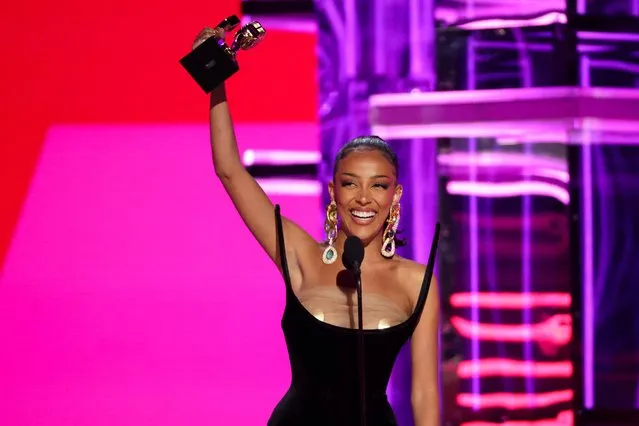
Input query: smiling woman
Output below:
<box><xmin>196</xmin><ymin>21</ymin><xmax>440</xmax><ymax>424</ymax></box>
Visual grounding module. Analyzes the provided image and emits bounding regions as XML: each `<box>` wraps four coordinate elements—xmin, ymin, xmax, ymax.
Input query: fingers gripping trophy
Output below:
<box><xmin>180</xmin><ymin>15</ymin><xmax>266</xmax><ymax>92</ymax></box>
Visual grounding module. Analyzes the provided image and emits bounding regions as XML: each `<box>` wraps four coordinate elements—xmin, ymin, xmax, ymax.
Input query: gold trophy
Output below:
<box><xmin>180</xmin><ymin>15</ymin><xmax>266</xmax><ymax>93</ymax></box>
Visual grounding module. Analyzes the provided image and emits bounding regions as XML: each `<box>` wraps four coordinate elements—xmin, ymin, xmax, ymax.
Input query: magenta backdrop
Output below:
<box><xmin>0</xmin><ymin>123</ymin><xmax>321</xmax><ymax>425</ymax></box>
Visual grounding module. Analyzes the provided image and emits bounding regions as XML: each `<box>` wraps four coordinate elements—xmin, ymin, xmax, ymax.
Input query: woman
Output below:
<box><xmin>194</xmin><ymin>27</ymin><xmax>440</xmax><ymax>426</ymax></box>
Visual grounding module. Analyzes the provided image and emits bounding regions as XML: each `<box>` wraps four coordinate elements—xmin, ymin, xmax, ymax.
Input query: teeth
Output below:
<box><xmin>352</xmin><ymin>210</ymin><xmax>376</xmax><ymax>219</ymax></box>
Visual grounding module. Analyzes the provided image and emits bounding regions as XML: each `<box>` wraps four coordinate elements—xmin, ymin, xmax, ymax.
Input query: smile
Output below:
<box><xmin>350</xmin><ymin>209</ymin><xmax>377</xmax><ymax>224</ymax></box>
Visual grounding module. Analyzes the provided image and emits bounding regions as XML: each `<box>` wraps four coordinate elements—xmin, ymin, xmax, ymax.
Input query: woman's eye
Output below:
<box><xmin>341</xmin><ymin>181</ymin><xmax>355</xmax><ymax>187</ymax></box>
<box><xmin>374</xmin><ymin>183</ymin><xmax>389</xmax><ymax>189</ymax></box>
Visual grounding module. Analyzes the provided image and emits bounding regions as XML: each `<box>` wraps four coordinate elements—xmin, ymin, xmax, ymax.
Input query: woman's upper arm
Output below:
<box><xmin>276</xmin><ymin>216</ymin><xmax>318</xmax><ymax>281</ymax></box>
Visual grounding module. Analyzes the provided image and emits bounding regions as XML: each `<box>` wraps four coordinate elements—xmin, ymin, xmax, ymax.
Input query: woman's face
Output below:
<box><xmin>328</xmin><ymin>149</ymin><xmax>402</xmax><ymax>246</ymax></box>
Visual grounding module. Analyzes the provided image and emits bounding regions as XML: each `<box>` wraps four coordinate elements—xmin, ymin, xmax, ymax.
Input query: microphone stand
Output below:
<box><xmin>354</xmin><ymin>264</ymin><xmax>366</xmax><ymax>426</ymax></box>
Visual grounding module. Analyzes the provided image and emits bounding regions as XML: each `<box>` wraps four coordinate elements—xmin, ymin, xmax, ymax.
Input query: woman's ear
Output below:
<box><xmin>393</xmin><ymin>184</ymin><xmax>403</xmax><ymax>204</ymax></box>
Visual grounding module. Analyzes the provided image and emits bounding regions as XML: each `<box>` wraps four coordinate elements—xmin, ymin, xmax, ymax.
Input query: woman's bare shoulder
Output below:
<box><xmin>392</xmin><ymin>255</ymin><xmax>432</xmax><ymax>304</ymax></box>
<box><xmin>395</xmin><ymin>255</ymin><xmax>428</xmax><ymax>282</ymax></box>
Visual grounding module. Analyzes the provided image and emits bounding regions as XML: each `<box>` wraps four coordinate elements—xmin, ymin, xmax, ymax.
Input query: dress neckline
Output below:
<box><xmin>287</xmin><ymin>285</ymin><xmax>418</xmax><ymax>335</ymax></box>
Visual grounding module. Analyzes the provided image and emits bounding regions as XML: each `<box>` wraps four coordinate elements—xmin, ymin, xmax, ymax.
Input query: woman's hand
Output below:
<box><xmin>192</xmin><ymin>27</ymin><xmax>225</xmax><ymax>50</ymax></box>
<box><xmin>192</xmin><ymin>26</ymin><xmax>228</xmax><ymax>97</ymax></box>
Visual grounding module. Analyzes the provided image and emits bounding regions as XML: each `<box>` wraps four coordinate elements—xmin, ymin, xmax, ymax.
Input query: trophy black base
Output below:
<box><xmin>180</xmin><ymin>36</ymin><xmax>239</xmax><ymax>93</ymax></box>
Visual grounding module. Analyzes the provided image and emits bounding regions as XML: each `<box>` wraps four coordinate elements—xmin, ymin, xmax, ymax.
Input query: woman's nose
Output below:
<box><xmin>356</xmin><ymin>190</ymin><xmax>371</xmax><ymax>205</ymax></box>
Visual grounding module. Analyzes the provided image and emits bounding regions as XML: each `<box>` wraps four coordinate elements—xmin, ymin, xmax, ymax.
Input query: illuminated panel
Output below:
<box><xmin>446</xmin><ymin>181</ymin><xmax>570</xmax><ymax>205</ymax></box>
<box><xmin>0</xmin><ymin>123</ymin><xmax>321</xmax><ymax>426</ymax></box>
<box><xmin>451</xmin><ymin>293</ymin><xmax>572</xmax><ymax>310</ymax></box>
<box><xmin>451</xmin><ymin>11</ymin><xmax>567</xmax><ymax>30</ymax></box>
<box><xmin>457</xmin><ymin>359</ymin><xmax>573</xmax><ymax>378</ymax></box>
<box><xmin>457</xmin><ymin>390</ymin><xmax>574</xmax><ymax>409</ymax></box>
<box><xmin>461</xmin><ymin>410</ymin><xmax>573</xmax><ymax>426</ymax></box>
<box><xmin>451</xmin><ymin>315</ymin><xmax>572</xmax><ymax>347</ymax></box>
<box><xmin>369</xmin><ymin>87</ymin><xmax>639</xmax><ymax>142</ymax></box>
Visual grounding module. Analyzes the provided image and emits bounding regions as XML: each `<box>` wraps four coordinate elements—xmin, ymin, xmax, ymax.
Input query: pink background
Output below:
<box><xmin>0</xmin><ymin>123</ymin><xmax>321</xmax><ymax>425</ymax></box>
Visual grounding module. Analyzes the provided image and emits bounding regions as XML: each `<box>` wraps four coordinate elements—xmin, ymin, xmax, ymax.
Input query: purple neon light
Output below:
<box><xmin>468</xmin><ymin>157</ymin><xmax>481</xmax><ymax>412</ymax></box>
<box><xmin>242</xmin><ymin>149</ymin><xmax>321</xmax><ymax>166</ymax></box>
<box><xmin>581</xmin><ymin>131</ymin><xmax>595</xmax><ymax>410</ymax></box>
<box><xmin>454</xmin><ymin>11</ymin><xmax>566</xmax><ymax>31</ymax></box>
<box><xmin>472</xmin><ymin>40</ymin><xmax>611</xmax><ymax>54</ymax></box>
<box><xmin>439</xmin><ymin>151</ymin><xmax>570</xmax><ymax>184</ymax></box>
<box><xmin>370</xmin><ymin>86</ymin><xmax>639</xmax><ymax>105</ymax></box>
<box><xmin>344</xmin><ymin>0</ymin><xmax>357</xmax><ymax>78</ymax></box>
<box><xmin>590</xmin><ymin>59</ymin><xmax>639</xmax><ymax>75</ymax></box>
<box><xmin>370</xmin><ymin>87</ymin><xmax>639</xmax><ymax>108</ymax></box>
<box><xmin>370</xmin><ymin>86</ymin><xmax>597</xmax><ymax>105</ymax></box>
<box><xmin>240</xmin><ymin>16</ymin><xmax>317</xmax><ymax>34</ymax></box>
<box><xmin>438</xmin><ymin>152</ymin><xmax>567</xmax><ymax>173</ymax></box>
<box><xmin>577</xmin><ymin>0</ymin><xmax>586</xmax><ymax>13</ymax></box>
<box><xmin>373</xmin><ymin>0</ymin><xmax>385</xmax><ymax>74</ymax></box>
<box><xmin>465</xmin><ymin>34</ymin><xmax>481</xmax><ymax>410</ymax></box>
<box><xmin>409</xmin><ymin>0</ymin><xmax>434</xmax><ymax>82</ymax></box>
<box><xmin>578</xmin><ymin>31</ymin><xmax>639</xmax><ymax>42</ymax></box>
<box><xmin>522</xmin><ymin>159</ymin><xmax>536</xmax><ymax>404</ymax></box>
<box><xmin>580</xmin><ymin>54</ymin><xmax>594</xmax><ymax>410</ymax></box>
<box><xmin>534</xmin><ymin>168</ymin><xmax>569</xmax><ymax>183</ymax></box>
<box><xmin>446</xmin><ymin>181</ymin><xmax>570</xmax><ymax>204</ymax></box>
<box><xmin>370</xmin><ymin>122</ymin><xmax>639</xmax><ymax>141</ymax></box>
<box><xmin>516</xmin><ymin>38</ymin><xmax>536</xmax><ymax>402</ymax></box>
<box><xmin>255</xmin><ymin>178</ymin><xmax>321</xmax><ymax>196</ymax></box>
<box><xmin>435</xmin><ymin>1</ymin><xmax>567</xmax><ymax>26</ymax></box>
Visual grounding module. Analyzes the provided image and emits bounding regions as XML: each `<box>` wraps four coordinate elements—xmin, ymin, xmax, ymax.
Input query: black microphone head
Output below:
<box><xmin>343</xmin><ymin>236</ymin><xmax>365</xmax><ymax>272</ymax></box>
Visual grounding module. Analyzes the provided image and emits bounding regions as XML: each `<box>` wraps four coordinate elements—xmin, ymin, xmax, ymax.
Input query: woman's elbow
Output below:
<box><xmin>411</xmin><ymin>385</ymin><xmax>439</xmax><ymax>408</ymax></box>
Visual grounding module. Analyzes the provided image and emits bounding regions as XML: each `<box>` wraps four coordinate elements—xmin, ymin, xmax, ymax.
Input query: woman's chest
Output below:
<box><xmin>296</xmin><ymin>269</ymin><xmax>413</xmax><ymax>330</ymax></box>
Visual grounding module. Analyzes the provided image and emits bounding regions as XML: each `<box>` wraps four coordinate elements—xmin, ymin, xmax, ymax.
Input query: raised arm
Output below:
<box><xmin>194</xmin><ymin>28</ymin><xmax>314</xmax><ymax>275</ymax></box>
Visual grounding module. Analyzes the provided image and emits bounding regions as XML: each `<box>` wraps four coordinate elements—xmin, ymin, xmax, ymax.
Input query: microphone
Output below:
<box><xmin>343</xmin><ymin>236</ymin><xmax>365</xmax><ymax>275</ymax></box>
<box><xmin>342</xmin><ymin>235</ymin><xmax>367</xmax><ymax>426</ymax></box>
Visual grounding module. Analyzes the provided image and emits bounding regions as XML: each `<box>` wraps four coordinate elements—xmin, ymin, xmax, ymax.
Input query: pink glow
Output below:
<box><xmin>256</xmin><ymin>178</ymin><xmax>322</xmax><ymax>196</ymax></box>
<box><xmin>369</xmin><ymin>86</ymin><xmax>639</xmax><ymax>106</ymax></box>
<box><xmin>241</xmin><ymin>16</ymin><xmax>318</xmax><ymax>34</ymax></box>
<box><xmin>578</xmin><ymin>31</ymin><xmax>639</xmax><ymax>42</ymax></box>
<box><xmin>450</xmin><ymin>314</ymin><xmax>572</xmax><ymax>347</ymax></box>
<box><xmin>534</xmin><ymin>168</ymin><xmax>570</xmax><ymax>183</ymax></box>
<box><xmin>243</xmin><ymin>149</ymin><xmax>321</xmax><ymax>166</ymax></box>
<box><xmin>450</xmin><ymin>292</ymin><xmax>571</xmax><ymax>309</ymax></box>
<box><xmin>454</xmin><ymin>11</ymin><xmax>567</xmax><ymax>31</ymax></box>
<box><xmin>457</xmin><ymin>390</ymin><xmax>574</xmax><ymax>410</ymax></box>
<box><xmin>446</xmin><ymin>181</ymin><xmax>570</xmax><ymax>204</ymax></box>
<box><xmin>457</xmin><ymin>359</ymin><xmax>573</xmax><ymax>378</ymax></box>
<box><xmin>368</xmin><ymin>87</ymin><xmax>639</xmax><ymax>141</ymax></box>
<box><xmin>461</xmin><ymin>410</ymin><xmax>573</xmax><ymax>426</ymax></box>
<box><xmin>0</xmin><ymin>123</ymin><xmax>321</xmax><ymax>426</ymax></box>
<box><xmin>371</xmin><ymin>121</ymin><xmax>639</xmax><ymax>142</ymax></box>
<box><xmin>438</xmin><ymin>151</ymin><xmax>567</xmax><ymax>173</ymax></box>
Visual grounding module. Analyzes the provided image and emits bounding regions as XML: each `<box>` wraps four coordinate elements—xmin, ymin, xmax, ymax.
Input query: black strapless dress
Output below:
<box><xmin>267</xmin><ymin>205</ymin><xmax>439</xmax><ymax>426</ymax></box>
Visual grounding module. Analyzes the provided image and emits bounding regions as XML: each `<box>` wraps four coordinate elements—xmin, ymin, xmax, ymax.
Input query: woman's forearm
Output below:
<box><xmin>208</xmin><ymin>85</ymin><xmax>243</xmax><ymax>178</ymax></box>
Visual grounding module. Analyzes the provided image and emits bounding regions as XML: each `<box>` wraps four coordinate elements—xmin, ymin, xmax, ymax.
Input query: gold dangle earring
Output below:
<box><xmin>322</xmin><ymin>201</ymin><xmax>339</xmax><ymax>264</ymax></box>
<box><xmin>381</xmin><ymin>203</ymin><xmax>400</xmax><ymax>258</ymax></box>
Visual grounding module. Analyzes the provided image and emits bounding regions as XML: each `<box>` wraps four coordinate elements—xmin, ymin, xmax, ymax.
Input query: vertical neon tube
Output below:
<box><xmin>514</xmin><ymin>26</ymin><xmax>535</xmax><ymax>403</ymax></box>
<box><xmin>580</xmin><ymin>54</ymin><xmax>594</xmax><ymax>409</ymax></box>
<box><xmin>466</xmin><ymin>19</ymin><xmax>480</xmax><ymax>410</ymax></box>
